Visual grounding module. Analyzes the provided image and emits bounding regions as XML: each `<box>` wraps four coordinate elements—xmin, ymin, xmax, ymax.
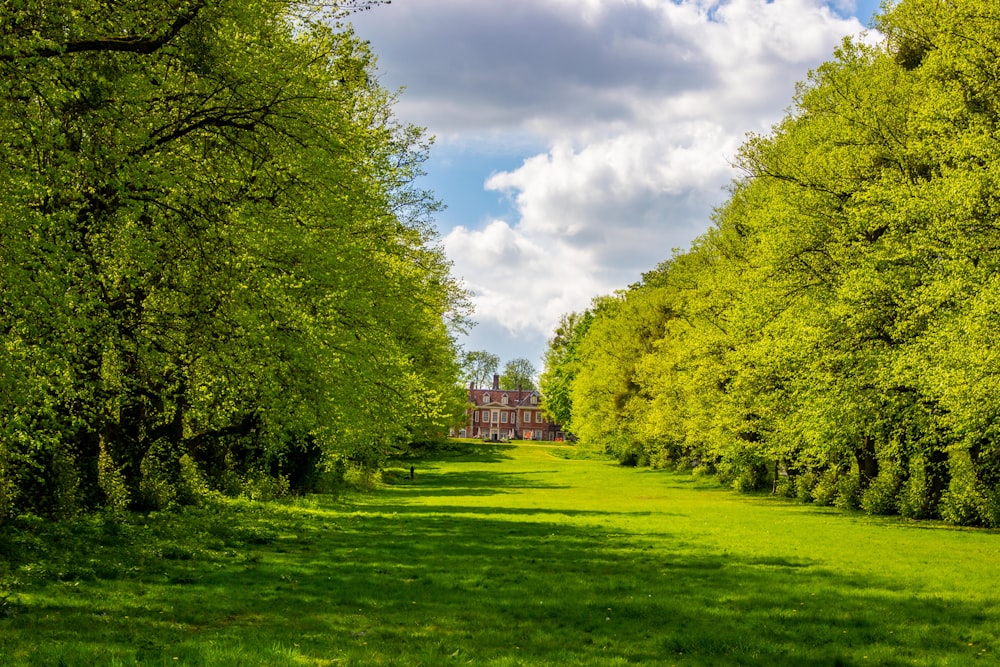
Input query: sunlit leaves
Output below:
<box><xmin>542</xmin><ymin>0</ymin><xmax>1000</xmax><ymax>524</ymax></box>
<box><xmin>0</xmin><ymin>1</ymin><xmax>466</xmax><ymax>517</ymax></box>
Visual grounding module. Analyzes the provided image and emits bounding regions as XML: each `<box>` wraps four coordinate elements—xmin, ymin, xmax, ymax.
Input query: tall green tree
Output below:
<box><xmin>460</xmin><ymin>350</ymin><xmax>500</xmax><ymax>388</ymax></box>
<box><xmin>549</xmin><ymin>0</ymin><xmax>1000</xmax><ymax>525</ymax></box>
<box><xmin>539</xmin><ymin>311</ymin><xmax>593</xmax><ymax>429</ymax></box>
<box><xmin>0</xmin><ymin>0</ymin><xmax>467</xmax><ymax>517</ymax></box>
<box><xmin>499</xmin><ymin>358</ymin><xmax>538</xmax><ymax>391</ymax></box>
<box><xmin>568</xmin><ymin>275</ymin><xmax>676</xmax><ymax>465</ymax></box>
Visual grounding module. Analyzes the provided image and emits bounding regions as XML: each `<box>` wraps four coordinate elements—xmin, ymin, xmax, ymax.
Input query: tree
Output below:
<box><xmin>460</xmin><ymin>350</ymin><xmax>500</xmax><ymax>388</ymax></box>
<box><xmin>540</xmin><ymin>311</ymin><xmax>593</xmax><ymax>429</ymax></box>
<box><xmin>0</xmin><ymin>1</ymin><xmax>467</xmax><ymax>517</ymax></box>
<box><xmin>499</xmin><ymin>358</ymin><xmax>537</xmax><ymax>391</ymax></box>
<box><xmin>544</xmin><ymin>0</ymin><xmax>1000</xmax><ymax>525</ymax></box>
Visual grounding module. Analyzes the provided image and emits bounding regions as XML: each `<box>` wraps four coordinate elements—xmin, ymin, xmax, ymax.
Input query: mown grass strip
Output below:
<box><xmin>1</xmin><ymin>442</ymin><xmax>997</xmax><ymax>665</ymax></box>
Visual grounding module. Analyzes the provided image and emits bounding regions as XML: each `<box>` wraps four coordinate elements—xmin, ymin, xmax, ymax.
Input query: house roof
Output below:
<box><xmin>468</xmin><ymin>386</ymin><xmax>540</xmax><ymax>407</ymax></box>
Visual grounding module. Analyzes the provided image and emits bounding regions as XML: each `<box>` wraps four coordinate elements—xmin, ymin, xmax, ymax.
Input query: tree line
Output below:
<box><xmin>0</xmin><ymin>1</ymin><xmax>470</xmax><ymax>519</ymax></box>
<box><xmin>541</xmin><ymin>0</ymin><xmax>1000</xmax><ymax>527</ymax></box>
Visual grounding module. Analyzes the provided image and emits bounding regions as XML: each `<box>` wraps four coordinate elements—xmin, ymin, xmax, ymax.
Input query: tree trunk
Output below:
<box><xmin>855</xmin><ymin>435</ymin><xmax>879</xmax><ymax>489</ymax></box>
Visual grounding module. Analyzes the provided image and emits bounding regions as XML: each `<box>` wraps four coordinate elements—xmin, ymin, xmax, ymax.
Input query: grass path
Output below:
<box><xmin>1</xmin><ymin>442</ymin><xmax>998</xmax><ymax>665</ymax></box>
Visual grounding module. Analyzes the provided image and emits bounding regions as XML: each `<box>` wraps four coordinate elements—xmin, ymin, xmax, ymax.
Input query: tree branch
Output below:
<box><xmin>0</xmin><ymin>2</ymin><xmax>206</xmax><ymax>61</ymax></box>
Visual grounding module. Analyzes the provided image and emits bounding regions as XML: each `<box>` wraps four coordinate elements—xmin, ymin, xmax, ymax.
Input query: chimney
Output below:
<box><xmin>492</xmin><ymin>373</ymin><xmax>500</xmax><ymax>390</ymax></box>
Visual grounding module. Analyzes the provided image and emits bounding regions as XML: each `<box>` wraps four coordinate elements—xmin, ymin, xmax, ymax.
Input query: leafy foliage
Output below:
<box><xmin>541</xmin><ymin>0</ymin><xmax>1000</xmax><ymax>526</ymax></box>
<box><xmin>0</xmin><ymin>1</ymin><xmax>467</xmax><ymax>518</ymax></box>
<box><xmin>499</xmin><ymin>357</ymin><xmax>537</xmax><ymax>391</ymax></box>
<box><xmin>460</xmin><ymin>350</ymin><xmax>499</xmax><ymax>388</ymax></box>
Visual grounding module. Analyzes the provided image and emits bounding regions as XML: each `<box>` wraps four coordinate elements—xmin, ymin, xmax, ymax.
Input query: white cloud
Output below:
<box><xmin>444</xmin><ymin>220</ymin><xmax>605</xmax><ymax>336</ymax></box>
<box><xmin>350</xmin><ymin>0</ymin><xmax>875</xmax><ymax>362</ymax></box>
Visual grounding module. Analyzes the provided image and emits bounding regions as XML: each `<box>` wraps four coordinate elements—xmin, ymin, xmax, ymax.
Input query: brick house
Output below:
<box><xmin>455</xmin><ymin>374</ymin><xmax>566</xmax><ymax>441</ymax></box>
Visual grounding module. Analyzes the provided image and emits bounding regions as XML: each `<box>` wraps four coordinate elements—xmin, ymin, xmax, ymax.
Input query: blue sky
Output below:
<box><xmin>349</xmin><ymin>0</ymin><xmax>884</xmax><ymax>377</ymax></box>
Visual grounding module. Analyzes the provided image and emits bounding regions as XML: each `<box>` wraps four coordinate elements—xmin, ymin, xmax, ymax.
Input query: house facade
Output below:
<box><xmin>455</xmin><ymin>374</ymin><xmax>565</xmax><ymax>441</ymax></box>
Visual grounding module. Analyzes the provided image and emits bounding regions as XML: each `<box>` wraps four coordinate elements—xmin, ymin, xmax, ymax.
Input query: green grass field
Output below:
<box><xmin>1</xmin><ymin>441</ymin><xmax>997</xmax><ymax>665</ymax></box>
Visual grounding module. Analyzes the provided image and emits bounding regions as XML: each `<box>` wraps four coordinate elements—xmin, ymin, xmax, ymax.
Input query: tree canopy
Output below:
<box><xmin>0</xmin><ymin>0</ymin><xmax>468</xmax><ymax>518</ymax></box>
<box><xmin>499</xmin><ymin>358</ymin><xmax>537</xmax><ymax>391</ymax></box>
<box><xmin>541</xmin><ymin>0</ymin><xmax>1000</xmax><ymax>526</ymax></box>
<box><xmin>460</xmin><ymin>350</ymin><xmax>500</xmax><ymax>388</ymax></box>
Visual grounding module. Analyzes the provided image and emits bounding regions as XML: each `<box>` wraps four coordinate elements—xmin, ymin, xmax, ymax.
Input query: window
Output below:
<box><xmin>482</xmin><ymin>410</ymin><xmax>489</xmax><ymax>421</ymax></box>
<box><xmin>530</xmin><ymin>395</ymin><xmax>537</xmax><ymax>405</ymax></box>
<box><xmin>474</xmin><ymin>411</ymin><xmax>479</xmax><ymax>422</ymax></box>
<box><xmin>501</xmin><ymin>412</ymin><xmax>508</xmax><ymax>423</ymax></box>
<box><xmin>492</xmin><ymin>411</ymin><xmax>499</xmax><ymax>423</ymax></box>
<box><xmin>483</xmin><ymin>393</ymin><xmax>490</xmax><ymax>404</ymax></box>
<box><xmin>501</xmin><ymin>394</ymin><xmax>508</xmax><ymax>405</ymax></box>
<box><xmin>536</xmin><ymin>412</ymin><xmax>543</xmax><ymax>423</ymax></box>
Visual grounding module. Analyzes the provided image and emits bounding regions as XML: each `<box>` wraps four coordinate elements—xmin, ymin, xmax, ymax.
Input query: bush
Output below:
<box><xmin>812</xmin><ymin>469</ymin><xmax>839</xmax><ymax>506</ymax></box>
<box><xmin>343</xmin><ymin>464</ymin><xmax>381</xmax><ymax>489</ymax></box>
<box><xmin>691</xmin><ymin>464</ymin><xmax>713</xmax><ymax>478</ymax></box>
<box><xmin>647</xmin><ymin>447</ymin><xmax>675</xmax><ymax>470</ymax></box>
<box><xmin>940</xmin><ymin>485</ymin><xmax>982</xmax><ymax>526</ymax></box>
<box><xmin>213</xmin><ymin>465</ymin><xmax>290</xmax><ymax>501</ymax></box>
<box><xmin>718</xmin><ymin>455</ymin><xmax>770</xmax><ymax>493</ymax></box>
<box><xmin>1</xmin><ymin>432</ymin><xmax>84</xmax><ymax>519</ymax></box>
<box><xmin>860</xmin><ymin>467</ymin><xmax>901</xmax><ymax>516</ymax></box>
<box><xmin>898</xmin><ymin>456</ymin><xmax>937</xmax><ymax>520</ymax></box>
<box><xmin>98</xmin><ymin>442</ymin><xmax>131</xmax><ymax>515</ymax></box>
<box><xmin>774</xmin><ymin>475</ymin><xmax>796</xmax><ymax>498</ymax></box>
<box><xmin>139</xmin><ymin>444</ymin><xmax>178</xmax><ymax>511</ymax></box>
<box><xmin>980</xmin><ymin>488</ymin><xmax>1000</xmax><ymax>529</ymax></box>
<box><xmin>731</xmin><ymin>467</ymin><xmax>770</xmax><ymax>493</ymax></box>
<box><xmin>834</xmin><ymin>471</ymin><xmax>861</xmax><ymax>511</ymax></box>
<box><xmin>177</xmin><ymin>454</ymin><xmax>218</xmax><ymax>505</ymax></box>
<box><xmin>272</xmin><ymin>434</ymin><xmax>324</xmax><ymax>494</ymax></box>
<box><xmin>0</xmin><ymin>453</ymin><xmax>16</xmax><ymax>524</ymax></box>
<box><xmin>138</xmin><ymin>470</ymin><xmax>175</xmax><ymax>510</ymax></box>
<box><xmin>240</xmin><ymin>471</ymin><xmax>291</xmax><ymax>502</ymax></box>
<box><xmin>936</xmin><ymin>449</ymin><xmax>1000</xmax><ymax>528</ymax></box>
<box><xmin>138</xmin><ymin>442</ymin><xmax>217</xmax><ymax>510</ymax></box>
<box><xmin>795</xmin><ymin>471</ymin><xmax>817</xmax><ymax>504</ymax></box>
<box><xmin>940</xmin><ymin>450</ymin><xmax>989</xmax><ymax>526</ymax></box>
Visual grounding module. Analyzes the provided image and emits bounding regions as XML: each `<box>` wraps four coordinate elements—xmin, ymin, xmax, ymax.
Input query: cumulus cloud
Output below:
<box><xmin>444</xmin><ymin>220</ymin><xmax>605</xmax><ymax>334</ymax></box>
<box><xmin>350</xmin><ymin>0</ymin><xmax>874</xmax><ymax>359</ymax></box>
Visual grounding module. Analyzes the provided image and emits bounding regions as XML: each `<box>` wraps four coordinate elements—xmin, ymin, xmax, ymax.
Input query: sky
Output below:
<box><xmin>348</xmin><ymin>0</ymin><xmax>884</xmax><ymax>376</ymax></box>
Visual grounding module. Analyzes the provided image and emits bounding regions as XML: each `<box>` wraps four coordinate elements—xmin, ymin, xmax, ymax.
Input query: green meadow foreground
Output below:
<box><xmin>1</xmin><ymin>443</ymin><xmax>997</xmax><ymax>666</ymax></box>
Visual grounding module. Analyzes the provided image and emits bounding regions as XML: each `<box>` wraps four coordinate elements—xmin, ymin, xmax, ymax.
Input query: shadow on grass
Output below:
<box><xmin>361</xmin><ymin>503</ymin><xmax>628</xmax><ymax>519</ymax></box>
<box><xmin>1</xmin><ymin>494</ymin><xmax>995</xmax><ymax>666</ymax></box>
<box><xmin>382</xmin><ymin>468</ymin><xmax>572</xmax><ymax>498</ymax></box>
<box><xmin>411</xmin><ymin>443</ymin><xmax>516</xmax><ymax>464</ymax></box>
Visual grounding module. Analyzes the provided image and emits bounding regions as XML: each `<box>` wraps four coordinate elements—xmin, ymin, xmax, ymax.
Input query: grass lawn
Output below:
<box><xmin>1</xmin><ymin>441</ymin><xmax>998</xmax><ymax>665</ymax></box>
